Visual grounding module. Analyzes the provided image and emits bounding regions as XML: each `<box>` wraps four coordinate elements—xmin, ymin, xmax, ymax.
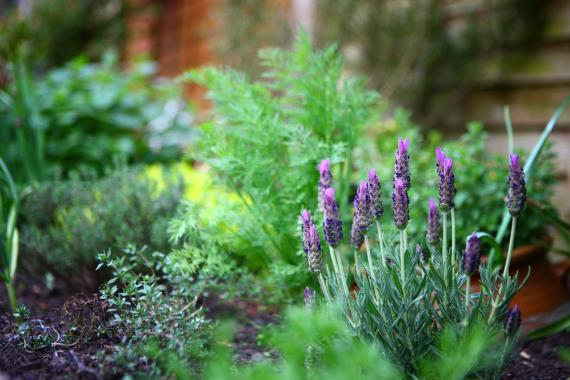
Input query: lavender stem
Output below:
<box><xmin>375</xmin><ymin>221</ymin><xmax>386</xmax><ymax>268</ymax></box>
<box><xmin>451</xmin><ymin>208</ymin><xmax>456</xmax><ymax>276</ymax></box>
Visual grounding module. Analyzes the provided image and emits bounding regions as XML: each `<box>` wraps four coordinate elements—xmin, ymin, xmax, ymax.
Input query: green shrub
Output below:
<box><xmin>97</xmin><ymin>246</ymin><xmax>212</xmax><ymax>378</ymax></box>
<box><xmin>0</xmin><ymin>53</ymin><xmax>195</xmax><ymax>183</ymax></box>
<box><xmin>19</xmin><ymin>166</ymin><xmax>183</xmax><ymax>278</ymax></box>
<box><xmin>178</xmin><ymin>33</ymin><xmax>378</xmax><ymax>288</ymax></box>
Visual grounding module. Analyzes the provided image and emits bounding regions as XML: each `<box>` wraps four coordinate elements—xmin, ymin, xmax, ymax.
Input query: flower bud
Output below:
<box><xmin>507</xmin><ymin>154</ymin><xmax>526</xmax><ymax>217</ymax></box>
<box><xmin>392</xmin><ymin>178</ymin><xmax>409</xmax><ymax>230</ymax></box>
<box><xmin>323</xmin><ymin>188</ymin><xmax>343</xmax><ymax>247</ymax></box>
<box><xmin>394</xmin><ymin>138</ymin><xmax>410</xmax><ymax>190</ymax></box>
<box><xmin>367</xmin><ymin>168</ymin><xmax>383</xmax><ymax>220</ymax></box>
<box><xmin>426</xmin><ymin>197</ymin><xmax>439</xmax><ymax>244</ymax></box>
<box><xmin>307</xmin><ymin>224</ymin><xmax>322</xmax><ymax>272</ymax></box>
<box><xmin>353</xmin><ymin>181</ymin><xmax>372</xmax><ymax>233</ymax></box>
<box><xmin>504</xmin><ymin>304</ymin><xmax>522</xmax><ymax>336</ymax></box>
<box><xmin>304</xmin><ymin>287</ymin><xmax>315</xmax><ymax>308</ymax></box>
<box><xmin>461</xmin><ymin>232</ymin><xmax>481</xmax><ymax>276</ymax></box>
<box><xmin>318</xmin><ymin>159</ymin><xmax>333</xmax><ymax>211</ymax></box>
<box><xmin>416</xmin><ymin>244</ymin><xmax>428</xmax><ymax>263</ymax></box>
<box><xmin>300</xmin><ymin>209</ymin><xmax>314</xmax><ymax>255</ymax></box>
<box><xmin>437</xmin><ymin>151</ymin><xmax>456</xmax><ymax>212</ymax></box>
<box><xmin>350</xmin><ymin>221</ymin><xmax>364</xmax><ymax>250</ymax></box>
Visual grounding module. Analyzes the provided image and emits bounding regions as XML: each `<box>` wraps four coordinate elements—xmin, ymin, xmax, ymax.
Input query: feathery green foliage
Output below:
<box><xmin>179</xmin><ymin>34</ymin><xmax>378</xmax><ymax>272</ymax></box>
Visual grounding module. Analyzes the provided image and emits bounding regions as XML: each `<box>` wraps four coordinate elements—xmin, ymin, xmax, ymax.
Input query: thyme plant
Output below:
<box><xmin>299</xmin><ymin>140</ymin><xmax>527</xmax><ymax>377</ymax></box>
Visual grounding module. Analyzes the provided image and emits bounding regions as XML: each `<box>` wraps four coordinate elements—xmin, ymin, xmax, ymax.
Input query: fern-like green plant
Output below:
<box><xmin>179</xmin><ymin>34</ymin><xmax>378</xmax><ymax>275</ymax></box>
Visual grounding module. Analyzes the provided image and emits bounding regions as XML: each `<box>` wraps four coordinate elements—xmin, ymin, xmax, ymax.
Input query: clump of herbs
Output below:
<box><xmin>97</xmin><ymin>245</ymin><xmax>212</xmax><ymax>378</ymax></box>
<box><xmin>20</xmin><ymin>166</ymin><xmax>183</xmax><ymax>282</ymax></box>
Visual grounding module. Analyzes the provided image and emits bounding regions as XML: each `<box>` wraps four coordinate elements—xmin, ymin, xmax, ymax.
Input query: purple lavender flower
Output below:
<box><xmin>416</xmin><ymin>244</ymin><xmax>428</xmax><ymax>263</ymax></box>
<box><xmin>507</xmin><ymin>154</ymin><xmax>526</xmax><ymax>217</ymax></box>
<box><xmin>300</xmin><ymin>210</ymin><xmax>315</xmax><ymax>255</ymax></box>
<box><xmin>394</xmin><ymin>138</ymin><xmax>410</xmax><ymax>189</ymax></box>
<box><xmin>304</xmin><ymin>287</ymin><xmax>315</xmax><ymax>308</ymax></box>
<box><xmin>435</xmin><ymin>146</ymin><xmax>446</xmax><ymax>176</ymax></box>
<box><xmin>426</xmin><ymin>197</ymin><xmax>439</xmax><ymax>244</ymax></box>
<box><xmin>323</xmin><ymin>188</ymin><xmax>343</xmax><ymax>247</ymax></box>
<box><xmin>367</xmin><ymin>168</ymin><xmax>383</xmax><ymax>220</ymax></box>
<box><xmin>353</xmin><ymin>181</ymin><xmax>372</xmax><ymax>233</ymax></box>
<box><xmin>350</xmin><ymin>221</ymin><xmax>364</xmax><ymax>249</ymax></box>
<box><xmin>318</xmin><ymin>159</ymin><xmax>333</xmax><ymax>211</ymax></box>
<box><xmin>438</xmin><ymin>156</ymin><xmax>456</xmax><ymax>212</ymax></box>
<box><xmin>306</xmin><ymin>224</ymin><xmax>322</xmax><ymax>272</ymax></box>
<box><xmin>504</xmin><ymin>304</ymin><xmax>522</xmax><ymax>336</ymax></box>
<box><xmin>461</xmin><ymin>232</ymin><xmax>481</xmax><ymax>276</ymax></box>
<box><xmin>392</xmin><ymin>178</ymin><xmax>409</xmax><ymax>230</ymax></box>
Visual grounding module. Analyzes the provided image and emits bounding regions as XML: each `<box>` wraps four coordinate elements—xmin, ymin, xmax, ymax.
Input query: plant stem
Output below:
<box><xmin>442</xmin><ymin>211</ymin><xmax>448</xmax><ymax>287</ymax></box>
<box><xmin>465</xmin><ymin>277</ymin><xmax>471</xmax><ymax>310</ymax></box>
<box><xmin>399</xmin><ymin>230</ymin><xmax>406</xmax><ymax>288</ymax></box>
<box><xmin>331</xmin><ymin>246</ymin><xmax>350</xmax><ymax>298</ymax></box>
<box><xmin>328</xmin><ymin>244</ymin><xmax>340</xmax><ymax>278</ymax></box>
<box><xmin>451</xmin><ymin>208</ymin><xmax>456</xmax><ymax>276</ymax></box>
<box><xmin>364</xmin><ymin>235</ymin><xmax>380</xmax><ymax>303</ymax></box>
<box><xmin>375</xmin><ymin>221</ymin><xmax>386</xmax><ymax>268</ymax></box>
<box><xmin>5</xmin><ymin>282</ymin><xmax>17</xmax><ymax>313</ymax></box>
<box><xmin>318</xmin><ymin>273</ymin><xmax>332</xmax><ymax>302</ymax></box>
<box><xmin>488</xmin><ymin>217</ymin><xmax>517</xmax><ymax>323</ymax></box>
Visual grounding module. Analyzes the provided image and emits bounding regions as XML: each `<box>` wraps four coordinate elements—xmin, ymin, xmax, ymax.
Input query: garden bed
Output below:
<box><xmin>2</xmin><ymin>272</ymin><xmax>569</xmax><ymax>379</ymax></box>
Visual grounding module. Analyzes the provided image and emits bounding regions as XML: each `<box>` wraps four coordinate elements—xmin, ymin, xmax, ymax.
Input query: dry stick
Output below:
<box><xmin>488</xmin><ymin>217</ymin><xmax>517</xmax><ymax>323</ymax></box>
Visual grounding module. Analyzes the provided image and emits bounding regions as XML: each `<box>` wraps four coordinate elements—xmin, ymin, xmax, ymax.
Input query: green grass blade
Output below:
<box><xmin>528</xmin><ymin>314</ymin><xmax>570</xmax><ymax>340</ymax></box>
<box><xmin>9</xmin><ymin>229</ymin><xmax>18</xmax><ymax>279</ymax></box>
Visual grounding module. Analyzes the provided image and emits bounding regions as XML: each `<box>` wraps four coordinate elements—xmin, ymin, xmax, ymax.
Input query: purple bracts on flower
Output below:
<box><xmin>318</xmin><ymin>159</ymin><xmax>333</xmax><ymax>211</ymax></box>
<box><xmin>504</xmin><ymin>304</ymin><xmax>522</xmax><ymax>336</ymax></box>
<box><xmin>307</xmin><ymin>224</ymin><xmax>322</xmax><ymax>272</ymax></box>
<box><xmin>435</xmin><ymin>147</ymin><xmax>446</xmax><ymax>176</ymax></box>
<box><xmin>350</xmin><ymin>220</ymin><xmax>364</xmax><ymax>249</ymax></box>
<box><xmin>427</xmin><ymin>197</ymin><xmax>439</xmax><ymax>244</ymax></box>
<box><xmin>304</xmin><ymin>287</ymin><xmax>315</xmax><ymax>308</ymax></box>
<box><xmin>438</xmin><ymin>155</ymin><xmax>456</xmax><ymax>212</ymax></box>
<box><xmin>507</xmin><ymin>154</ymin><xmax>526</xmax><ymax>217</ymax></box>
<box><xmin>392</xmin><ymin>178</ymin><xmax>409</xmax><ymax>230</ymax></box>
<box><xmin>323</xmin><ymin>188</ymin><xmax>343</xmax><ymax>247</ymax></box>
<box><xmin>416</xmin><ymin>244</ymin><xmax>428</xmax><ymax>263</ymax></box>
<box><xmin>300</xmin><ymin>209</ymin><xmax>315</xmax><ymax>255</ymax></box>
<box><xmin>461</xmin><ymin>232</ymin><xmax>481</xmax><ymax>276</ymax></box>
<box><xmin>394</xmin><ymin>138</ymin><xmax>410</xmax><ymax>189</ymax></box>
<box><xmin>353</xmin><ymin>181</ymin><xmax>372</xmax><ymax>233</ymax></box>
<box><xmin>367</xmin><ymin>168</ymin><xmax>383</xmax><ymax>220</ymax></box>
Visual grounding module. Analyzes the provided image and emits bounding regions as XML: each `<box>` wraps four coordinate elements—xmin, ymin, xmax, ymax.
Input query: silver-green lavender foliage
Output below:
<box><xmin>302</xmin><ymin>149</ymin><xmax>526</xmax><ymax>377</ymax></box>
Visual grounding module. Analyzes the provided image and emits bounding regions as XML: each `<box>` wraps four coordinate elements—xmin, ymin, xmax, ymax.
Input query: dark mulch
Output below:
<box><xmin>502</xmin><ymin>330</ymin><xmax>570</xmax><ymax>379</ymax></box>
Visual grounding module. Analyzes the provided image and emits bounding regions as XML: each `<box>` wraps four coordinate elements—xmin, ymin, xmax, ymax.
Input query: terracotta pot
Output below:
<box><xmin>477</xmin><ymin>239</ymin><xmax>570</xmax><ymax>319</ymax></box>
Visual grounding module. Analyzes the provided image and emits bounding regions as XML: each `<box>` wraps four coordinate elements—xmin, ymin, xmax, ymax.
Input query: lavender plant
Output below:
<box><xmin>298</xmin><ymin>140</ymin><xmax>528</xmax><ymax>377</ymax></box>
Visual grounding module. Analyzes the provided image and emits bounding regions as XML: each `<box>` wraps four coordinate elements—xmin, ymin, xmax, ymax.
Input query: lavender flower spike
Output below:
<box><xmin>394</xmin><ymin>138</ymin><xmax>410</xmax><ymax>189</ymax></box>
<box><xmin>435</xmin><ymin>146</ymin><xmax>446</xmax><ymax>176</ymax></box>
<box><xmin>416</xmin><ymin>244</ymin><xmax>428</xmax><ymax>263</ymax></box>
<box><xmin>350</xmin><ymin>221</ymin><xmax>364</xmax><ymax>249</ymax></box>
<box><xmin>353</xmin><ymin>181</ymin><xmax>372</xmax><ymax>233</ymax></box>
<box><xmin>306</xmin><ymin>224</ymin><xmax>322</xmax><ymax>272</ymax></box>
<box><xmin>438</xmin><ymin>157</ymin><xmax>456</xmax><ymax>212</ymax></box>
<box><xmin>300</xmin><ymin>210</ymin><xmax>315</xmax><ymax>255</ymax></box>
<box><xmin>367</xmin><ymin>168</ymin><xmax>383</xmax><ymax>220</ymax></box>
<box><xmin>304</xmin><ymin>287</ymin><xmax>315</xmax><ymax>308</ymax></box>
<box><xmin>323</xmin><ymin>188</ymin><xmax>343</xmax><ymax>247</ymax></box>
<box><xmin>461</xmin><ymin>232</ymin><xmax>481</xmax><ymax>276</ymax></box>
<box><xmin>426</xmin><ymin>197</ymin><xmax>439</xmax><ymax>244</ymax></box>
<box><xmin>318</xmin><ymin>159</ymin><xmax>333</xmax><ymax>211</ymax></box>
<box><xmin>504</xmin><ymin>304</ymin><xmax>522</xmax><ymax>336</ymax></box>
<box><xmin>507</xmin><ymin>154</ymin><xmax>526</xmax><ymax>217</ymax></box>
<box><xmin>392</xmin><ymin>178</ymin><xmax>409</xmax><ymax>230</ymax></box>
